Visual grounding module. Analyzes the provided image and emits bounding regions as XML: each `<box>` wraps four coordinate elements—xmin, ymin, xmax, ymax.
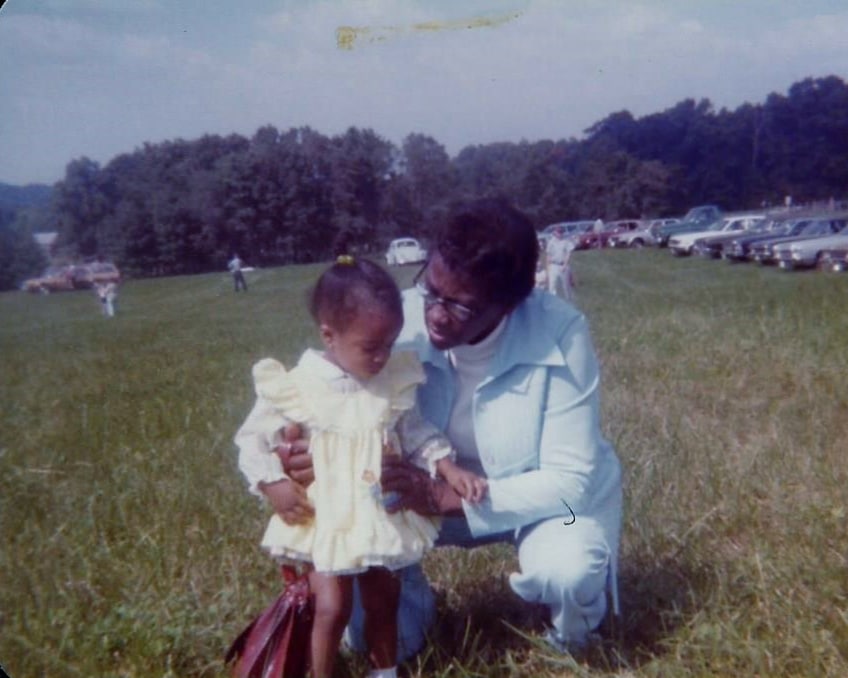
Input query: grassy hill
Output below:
<box><xmin>1</xmin><ymin>251</ymin><xmax>846</xmax><ymax>677</ymax></box>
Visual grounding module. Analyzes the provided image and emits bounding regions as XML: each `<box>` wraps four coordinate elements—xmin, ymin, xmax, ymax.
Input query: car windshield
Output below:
<box><xmin>747</xmin><ymin>221</ymin><xmax>772</xmax><ymax>233</ymax></box>
<box><xmin>683</xmin><ymin>207</ymin><xmax>719</xmax><ymax>224</ymax></box>
<box><xmin>704</xmin><ymin>219</ymin><xmax>726</xmax><ymax>232</ymax></box>
<box><xmin>800</xmin><ymin>220</ymin><xmax>832</xmax><ymax>235</ymax></box>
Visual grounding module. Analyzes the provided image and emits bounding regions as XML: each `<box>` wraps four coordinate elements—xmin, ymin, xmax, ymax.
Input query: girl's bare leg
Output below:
<box><xmin>308</xmin><ymin>571</ymin><xmax>353</xmax><ymax>678</ymax></box>
<box><xmin>357</xmin><ymin>567</ymin><xmax>401</xmax><ymax>669</ymax></box>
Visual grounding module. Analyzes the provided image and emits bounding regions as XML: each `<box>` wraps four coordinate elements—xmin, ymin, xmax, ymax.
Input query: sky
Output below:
<box><xmin>2</xmin><ymin>0</ymin><xmax>848</xmax><ymax>186</ymax></box>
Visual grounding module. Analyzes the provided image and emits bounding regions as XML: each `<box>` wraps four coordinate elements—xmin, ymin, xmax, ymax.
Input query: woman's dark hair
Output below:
<box><xmin>308</xmin><ymin>257</ymin><xmax>402</xmax><ymax>331</ymax></box>
<box><xmin>434</xmin><ymin>197</ymin><xmax>539</xmax><ymax>309</ymax></box>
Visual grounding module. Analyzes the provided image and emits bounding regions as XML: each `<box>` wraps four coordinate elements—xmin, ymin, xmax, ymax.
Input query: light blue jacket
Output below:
<box><xmin>398</xmin><ymin>288</ymin><xmax>622</xmax><ymax>538</ymax></box>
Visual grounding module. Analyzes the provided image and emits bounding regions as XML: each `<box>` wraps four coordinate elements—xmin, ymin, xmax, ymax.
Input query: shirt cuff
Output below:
<box><xmin>248</xmin><ymin>455</ymin><xmax>289</xmax><ymax>496</ymax></box>
<box><xmin>419</xmin><ymin>439</ymin><xmax>455</xmax><ymax>478</ymax></box>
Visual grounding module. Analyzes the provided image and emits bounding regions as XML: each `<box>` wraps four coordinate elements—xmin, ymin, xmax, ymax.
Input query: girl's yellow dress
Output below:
<box><xmin>251</xmin><ymin>349</ymin><xmax>443</xmax><ymax>575</ymax></box>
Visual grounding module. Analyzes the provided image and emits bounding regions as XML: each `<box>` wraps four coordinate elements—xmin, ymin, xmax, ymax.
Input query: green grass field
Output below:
<box><xmin>1</xmin><ymin>250</ymin><xmax>847</xmax><ymax>677</ymax></box>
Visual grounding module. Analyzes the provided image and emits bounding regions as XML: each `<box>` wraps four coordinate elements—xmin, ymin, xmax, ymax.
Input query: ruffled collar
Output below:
<box><xmin>297</xmin><ymin>348</ymin><xmax>363</xmax><ymax>394</ymax></box>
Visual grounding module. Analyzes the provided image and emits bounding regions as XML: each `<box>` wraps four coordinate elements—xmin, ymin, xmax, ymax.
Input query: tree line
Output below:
<box><xmin>3</xmin><ymin>74</ymin><xmax>848</xmax><ymax>289</ymax></box>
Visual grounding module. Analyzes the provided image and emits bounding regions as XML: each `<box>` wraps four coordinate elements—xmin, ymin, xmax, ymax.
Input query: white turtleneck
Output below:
<box><xmin>445</xmin><ymin>316</ymin><xmax>507</xmax><ymax>466</ymax></box>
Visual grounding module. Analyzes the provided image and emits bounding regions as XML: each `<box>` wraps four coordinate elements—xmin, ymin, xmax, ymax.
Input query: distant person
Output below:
<box><xmin>593</xmin><ymin>218</ymin><xmax>605</xmax><ymax>248</ymax></box>
<box><xmin>545</xmin><ymin>225</ymin><xmax>576</xmax><ymax>301</ymax></box>
<box><xmin>228</xmin><ymin>253</ymin><xmax>248</xmax><ymax>292</ymax></box>
<box><xmin>95</xmin><ymin>281</ymin><xmax>118</xmax><ymax>317</ymax></box>
<box><xmin>235</xmin><ymin>255</ymin><xmax>487</xmax><ymax>678</ymax></box>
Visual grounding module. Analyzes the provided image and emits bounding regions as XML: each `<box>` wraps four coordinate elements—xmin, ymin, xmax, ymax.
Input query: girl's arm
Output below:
<box><xmin>235</xmin><ymin>402</ymin><xmax>315</xmax><ymax>523</ymax></box>
<box><xmin>235</xmin><ymin>396</ymin><xmax>289</xmax><ymax>496</ymax></box>
<box><xmin>394</xmin><ymin>405</ymin><xmax>455</xmax><ymax>476</ymax></box>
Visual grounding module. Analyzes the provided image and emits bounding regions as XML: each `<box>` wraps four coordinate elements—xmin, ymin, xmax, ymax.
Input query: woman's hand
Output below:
<box><xmin>259</xmin><ymin>478</ymin><xmax>314</xmax><ymax>525</ymax></box>
<box><xmin>262</xmin><ymin>422</ymin><xmax>314</xmax><ymax>525</ymax></box>
<box><xmin>381</xmin><ymin>457</ymin><xmax>464</xmax><ymax>516</ymax></box>
<box><xmin>275</xmin><ymin>422</ymin><xmax>314</xmax><ymax>486</ymax></box>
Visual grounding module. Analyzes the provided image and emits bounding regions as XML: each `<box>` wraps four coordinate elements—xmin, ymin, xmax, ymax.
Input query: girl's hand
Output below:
<box><xmin>458</xmin><ymin>473</ymin><xmax>488</xmax><ymax>504</ymax></box>
<box><xmin>444</xmin><ymin>467</ymin><xmax>488</xmax><ymax>503</ymax></box>
<box><xmin>259</xmin><ymin>478</ymin><xmax>314</xmax><ymax>525</ymax></box>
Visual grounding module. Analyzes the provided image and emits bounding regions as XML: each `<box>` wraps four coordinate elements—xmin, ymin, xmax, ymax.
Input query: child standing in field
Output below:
<box><xmin>235</xmin><ymin>255</ymin><xmax>486</xmax><ymax>678</ymax></box>
<box><xmin>94</xmin><ymin>281</ymin><xmax>118</xmax><ymax>317</ymax></box>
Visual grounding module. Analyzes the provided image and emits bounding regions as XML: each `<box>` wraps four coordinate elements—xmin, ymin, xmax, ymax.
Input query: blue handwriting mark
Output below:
<box><xmin>561</xmin><ymin>499</ymin><xmax>576</xmax><ymax>526</ymax></box>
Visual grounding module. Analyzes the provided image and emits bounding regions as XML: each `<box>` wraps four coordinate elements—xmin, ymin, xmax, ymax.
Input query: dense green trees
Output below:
<box><xmin>0</xmin><ymin>207</ymin><xmax>48</xmax><ymax>292</ymax></box>
<box><xmin>3</xmin><ymin>75</ymin><xmax>848</xmax><ymax>288</ymax></box>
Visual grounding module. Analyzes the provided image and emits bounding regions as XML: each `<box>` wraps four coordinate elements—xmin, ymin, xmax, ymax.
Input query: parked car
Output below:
<box><xmin>772</xmin><ymin>218</ymin><xmax>848</xmax><ymax>270</ymax></box>
<box><xmin>84</xmin><ymin>262</ymin><xmax>121</xmax><ymax>286</ymax></box>
<box><xmin>655</xmin><ymin>205</ymin><xmax>723</xmax><ymax>247</ymax></box>
<box><xmin>669</xmin><ymin>214</ymin><xmax>765</xmax><ymax>256</ymax></box>
<box><xmin>607</xmin><ymin>219</ymin><xmax>680</xmax><ymax>249</ymax></box>
<box><xmin>577</xmin><ymin>220</ymin><xmax>641</xmax><ymax>249</ymax></box>
<box><xmin>818</xmin><ymin>247</ymin><xmax>848</xmax><ymax>272</ymax></box>
<box><xmin>542</xmin><ymin>221</ymin><xmax>595</xmax><ymax>237</ymax></box>
<box><xmin>21</xmin><ymin>262</ymin><xmax>120</xmax><ymax>293</ymax></box>
<box><xmin>750</xmin><ymin>218</ymin><xmax>845</xmax><ymax>265</ymax></box>
<box><xmin>721</xmin><ymin>219</ymin><xmax>807</xmax><ymax>262</ymax></box>
<box><xmin>21</xmin><ymin>266</ymin><xmax>76</xmax><ymax>293</ymax></box>
<box><xmin>540</xmin><ymin>221</ymin><xmax>593</xmax><ymax>251</ymax></box>
<box><xmin>609</xmin><ymin>218</ymin><xmax>679</xmax><ymax>248</ymax></box>
<box><xmin>385</xmin><ymin>238</ymin><xmax>427</xmax><ymax>266</ymax></box>
<box><xmin>692</xmin><ymin>218</ymin><xmax>782</xmax><ymax>258</ymax></box>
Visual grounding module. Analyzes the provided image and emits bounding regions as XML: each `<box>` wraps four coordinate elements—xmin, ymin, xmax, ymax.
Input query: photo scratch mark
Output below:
<box><xmin>336</xmin><ymin>12</ymin><xmax>522</xmax><ymax>51</ymax></box>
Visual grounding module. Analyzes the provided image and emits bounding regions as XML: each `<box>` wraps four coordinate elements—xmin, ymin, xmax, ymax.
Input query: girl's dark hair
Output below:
<box><xmin>434</xmin><ymin>197</ymin><xmax>538</xmax><ymax>309</ymax></box>
<box><xmin>308</xmin><ymin>257</ymin><xmax>402</xmax><ymax>331</ymax></box>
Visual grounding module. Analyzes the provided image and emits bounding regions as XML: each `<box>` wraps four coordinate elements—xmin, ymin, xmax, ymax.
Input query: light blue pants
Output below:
<box><xmin>347</xmin><ymin>510</ymin><xmax>619</xmax><ymax>662</ymax></box>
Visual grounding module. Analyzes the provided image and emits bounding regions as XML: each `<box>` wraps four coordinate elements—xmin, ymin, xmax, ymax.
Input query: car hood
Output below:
<box><xmin>671</xmin><ymin>228</ymin><xmax>731</xmax><ymax>245</ymax></box>
<box><xmin>730</xmin><ymin>230</ymin><xmax>789</xmax><ymax>245</ymax></box>
<box><xmin>752</xmin><ymin>233</ymin><xmax>828</xmax><ymax>249</ymax></box>
<box><xmin>778</xmin><ymin>232</ymin><xmax>848</xmax><ymax>252</ymax></box>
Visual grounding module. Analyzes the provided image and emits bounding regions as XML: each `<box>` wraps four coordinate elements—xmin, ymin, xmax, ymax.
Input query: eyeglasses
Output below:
<box><xmin>413</xmin><ymin>268</ymin><xmax>477</xmax><ymax>323</ymax></box>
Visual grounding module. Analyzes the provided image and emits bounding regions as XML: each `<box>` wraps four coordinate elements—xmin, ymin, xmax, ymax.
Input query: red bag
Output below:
<box><xmin>226</xmin><ymin>566</ymin><xmax>313</xmax><ymax>678</ymax></box>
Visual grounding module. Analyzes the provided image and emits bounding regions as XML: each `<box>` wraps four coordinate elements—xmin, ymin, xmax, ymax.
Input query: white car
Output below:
<box><xmin>609</xmin><ymin>219</ymin><xmax>678</xmax><ymax>248</ymax></box>
<box><xmin>385</xmin><ymin>238</ymin><xmax>427</xmax><ymax>266</ymax></box>
<box><xmin>668</xmin><ymin>215</ymin><xmax>765</xmax><ymax>256</ymax></box>
<box><xmin>772</xmin><ymin>219</ymin><xmax>848</xmax><ymax>270</ymax></box>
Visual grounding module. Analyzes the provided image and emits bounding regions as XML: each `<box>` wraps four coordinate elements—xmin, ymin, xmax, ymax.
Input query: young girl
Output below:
<box><xmin>235</xmin><ymin>255</ymin><xmax>487</xmax><ymax>678</ymax></box>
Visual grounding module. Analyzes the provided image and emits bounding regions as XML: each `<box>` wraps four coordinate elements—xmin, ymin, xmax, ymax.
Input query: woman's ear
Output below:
<box><xmin>319</xmin><ymin>323</ymin><xmax>335</xmax><ymax>349</ymax></box>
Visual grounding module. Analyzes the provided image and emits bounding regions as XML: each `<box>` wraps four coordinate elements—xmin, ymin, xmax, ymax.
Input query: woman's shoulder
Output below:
<box><xmin>495</xmin><ymin>292</ymin><xmax>590</xmax><ymax>370</ymax></box>
<box><xmin>519</xmin><ymin>290</ymin><xmax>587</xmax><ymax>335</ymax></box>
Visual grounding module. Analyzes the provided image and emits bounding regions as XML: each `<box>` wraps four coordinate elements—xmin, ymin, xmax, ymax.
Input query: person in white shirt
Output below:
<box><xmin>545</xmin><ymin>226</ymin><xmax>576</xmax><ymax>300</ymax></box>
<box><xmin>228</xmin><ymin>254</ymin><xmax>248</xmax><ymax>292</ymax></box>
<box><xmin>95</xmin><ymin>281</ymin><xmax>118</xmax><ymax>317</ymax></box>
